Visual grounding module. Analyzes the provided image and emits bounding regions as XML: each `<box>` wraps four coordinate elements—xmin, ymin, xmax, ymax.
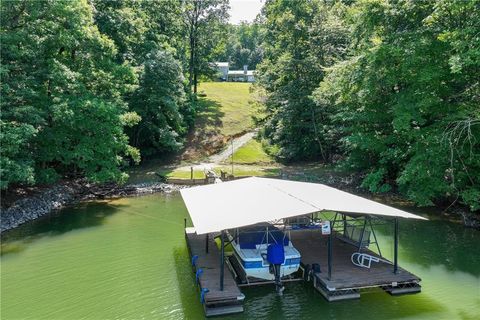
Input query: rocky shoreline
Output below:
<box><xmin>0</xmin><ymin>180</ymin><xmax>186</xmax><ymax>233</ymax></box>
<box><xmin>1</xmin><ymin>175</ymin><xmax>478</xmax><ymax>233</ymax></box>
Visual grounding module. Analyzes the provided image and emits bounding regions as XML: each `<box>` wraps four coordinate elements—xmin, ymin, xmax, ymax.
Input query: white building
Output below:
<box><xmin>213</xmin><ymin>62</ymin><xmax>229</xmax><ymax>81</ymax></box>
<box><xmin>213</xmin><ymin>62</ymin><xmax>255</xmax><ymax>82</ymax></box>
<box><xmin>227</xmin><ymin>70</ymin><xmax>255</xmax><ymax>82</ymax></box>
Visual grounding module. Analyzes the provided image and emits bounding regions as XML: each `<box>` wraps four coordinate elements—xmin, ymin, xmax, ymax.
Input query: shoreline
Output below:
<box><xmin>1</xmin><ymin>175</ymin><xmax>478</xmax><ymax>234</ymax></box>
<box><xmin>0</xmin><ymin>180</ymin><xmax>186</xmax><ymax>233</ymax></box>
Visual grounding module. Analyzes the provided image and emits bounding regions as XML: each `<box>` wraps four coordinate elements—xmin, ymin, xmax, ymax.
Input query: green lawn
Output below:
<box><xmin>224</xmin><ymin>139</ymin><xmax>275</xmax><ymax>164</ymax></box>
<box><xmin>214</xmin><ymin>165</ymin><xmax>281</xmax><ymax>177</ymax></box>
<box><xmin>161</xmin><ymin>168</ymin><xmax>206</xmax><ymax>179</ymax></box>
<box><xmin>157</xmin><ymin>163</ymin><xmax>281</xmax><ymax>180</ymax></box>
<box><xmin>197</xmin><ymin>82</ymin><xmax>259</xmax><ymax>137</ymax></box>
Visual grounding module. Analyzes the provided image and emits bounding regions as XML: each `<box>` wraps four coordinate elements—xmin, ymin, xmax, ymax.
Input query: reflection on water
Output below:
<box><xmin>395</xmin><ymin>219</ymin><xmax>479</xmax><ymax>277</ymax></box>
<box><xmin>0</xmin><ymin>201</ymin><xmax>133</xmax><ymax>256</ymax></box>
<box><xmin>1</xmin><ymin>192</ymin><xmax>479</xmax><ymax>320</ymax></box>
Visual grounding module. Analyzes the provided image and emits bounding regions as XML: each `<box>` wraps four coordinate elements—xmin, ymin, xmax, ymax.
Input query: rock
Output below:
<box><xmin>1</xmin><ymin>180</ymin><xmax>188</xmax><ymax>233</ymax></box>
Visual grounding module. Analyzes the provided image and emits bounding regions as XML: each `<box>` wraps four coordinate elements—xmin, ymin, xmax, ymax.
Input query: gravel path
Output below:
<box><xmin>208</xmin><ymin>131</ymin><xmax>256</xmax><ymax>164</ymax></box>
<box><xmin>168</xmin><ymin>130</ymin><xmax>257</xmax><ymax>175</ymax></box>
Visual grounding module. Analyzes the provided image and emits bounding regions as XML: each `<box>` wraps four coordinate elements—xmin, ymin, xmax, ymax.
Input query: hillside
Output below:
<box><xmin>128</xmin><ymin>82</ymin><xmax>278</xmax><ymax>182</ymax></box>
<box><xmin>181</xmin><ymin>82</ymin><xmax>259</xmax><ymax>160</ymax></box>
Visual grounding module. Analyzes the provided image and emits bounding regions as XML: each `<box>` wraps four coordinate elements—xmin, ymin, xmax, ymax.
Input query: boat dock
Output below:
<box><xmin>185</xmin><ymin>227</ymin><xmax>244</xmax><ymax>317</ymax></box>
<box><xmin>290</xmin><ymin>229</ymin><xmax>421</xmax><ymax>301</ymax></box>
<box><xmin>180</xmin><ymin>177</ymin><xmax>425</xmax><ymax>317</ymax></box>
<box><xmin>185</xmin><ymin>226</ymin><xmax>421</xmax><ymax>316</ymax></box>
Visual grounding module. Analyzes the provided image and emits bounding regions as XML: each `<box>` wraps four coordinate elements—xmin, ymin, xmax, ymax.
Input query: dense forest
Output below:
<box><xmin>1</xmin><ymin>0</ymin><xmax>479</xmax><ymax>212</ymax></box>
<box><xmin>256</xmin><ymin>0</ymin><xmax>479</xmax><ymax>211</ymax></box>
<box><xmin>1</xmin><ymin>0</ymin><xmax>228</xmax><ymax>186</ymax></box>
<box><xmin>220</xmin><ymin>21</ymin><xmax>263</xmax><ymax>70</ymax></box>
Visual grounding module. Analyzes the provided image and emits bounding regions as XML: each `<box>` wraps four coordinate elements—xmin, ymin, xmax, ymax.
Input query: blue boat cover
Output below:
<box><xmin>267</xmin><ymin>244</ymin><xmax>285</xmax><ymax>264</ymax></box>
<box><xmin>238</xmin><ymin>227</ymin><xmax>289</xmax><ymax>249</ymax></box>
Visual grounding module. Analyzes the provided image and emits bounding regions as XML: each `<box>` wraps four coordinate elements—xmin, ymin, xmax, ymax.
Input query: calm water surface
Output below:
<box><xmin>1</xmin><ymin>192</ymin><xmax>479</xmax><ymax>319</ymax></box>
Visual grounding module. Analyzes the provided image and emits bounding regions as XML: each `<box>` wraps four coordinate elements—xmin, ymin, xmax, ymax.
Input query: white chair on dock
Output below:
<box><xmin>351</xmin><ymin>252</ymin><xmax>391</xmax><ymax>269</ymax></box>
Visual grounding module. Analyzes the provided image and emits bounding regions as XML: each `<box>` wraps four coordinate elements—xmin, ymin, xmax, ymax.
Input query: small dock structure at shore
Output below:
<box><xmin>181</xmin><ymin>177</ymin><xmax>426</xmax><ymax>317</ymax></box>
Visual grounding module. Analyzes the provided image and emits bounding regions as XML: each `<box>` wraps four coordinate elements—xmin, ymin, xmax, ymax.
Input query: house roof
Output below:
<box><xmin>214</xmin><ymin>62</ymin><xmax>229</xmax><ymax>67</ymax></box>
<box><xmin>180</xmin><ymin>177</ymin><xmax>427</xmax><ymax>234</ymax></box>
<box><xmin>228</xmin><ymin>70</ymin><xmax>254</xmax><ymax>76</ymax></box>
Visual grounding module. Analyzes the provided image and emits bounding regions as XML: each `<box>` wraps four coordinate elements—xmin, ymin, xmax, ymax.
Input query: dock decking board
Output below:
<box><xmin>290</xmin><ymin>229</ymin><xmax>421</xmax><ymax>297</ymax></box>
<box><xmin>185</xmin><ymin>228</ymin><xmax>244</xmax><ymax>316</ymax></box>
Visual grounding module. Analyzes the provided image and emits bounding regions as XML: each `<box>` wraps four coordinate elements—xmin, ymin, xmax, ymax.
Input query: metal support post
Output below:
<box><xmin>220</xmin><ymin>230</ymin><xmax>225</xmax><ymax>290</ymax></box>
<box><xmin>358</xmin><ymin>217</ymin><xmax>368</xmax><ymax>251</ymax></box>
<box><xmin>205</xmin><ymin>233</ymin><xmax>209</xmax><ymax>254</ymax></box>
<box><xmin>394</xmin><ymin>218</ymin><xmax>399</xmax><ymax>274</ymax></box>
<box><xmin>328</xmin><ymin>228</ymin><xmax>333</xmax><ymax>280</ymax></box>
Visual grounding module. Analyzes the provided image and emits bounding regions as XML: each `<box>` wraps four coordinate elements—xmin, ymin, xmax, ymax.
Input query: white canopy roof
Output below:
<box><xmin>180</xmin><ymin>177</ymin><xmax>427</xmax><ymax>234</ymax></box>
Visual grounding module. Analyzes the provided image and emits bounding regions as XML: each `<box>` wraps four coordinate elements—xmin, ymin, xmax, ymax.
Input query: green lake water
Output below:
<box><xmin>1</xmin><ymin>192</ymin><xmax>479</xmax><ymax>319</ymax></box>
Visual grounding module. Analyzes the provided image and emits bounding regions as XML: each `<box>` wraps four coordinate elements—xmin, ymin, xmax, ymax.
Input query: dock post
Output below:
<box><xmin>328</xmin><ymin>228</ymin><xmax>333</xmax><ymax>280</ymax></box>
<box><xmin>205</xmin><ymin>233</ymin><xmax>209</xmax><ymax>254</ymax></box>
<box><xmin>394</xmin><ymin>218</ymin><xmax>399</xmax><ymax>274</ymax></box>
<box><xmin>220</xmin><ymin>230</ymin><xmax>225</xmax><ymax>291</ymax></box>
<box><xmin>358</xmin><ymin>218</ymin><xmax>367</xmax><ymax>251</ymax></box>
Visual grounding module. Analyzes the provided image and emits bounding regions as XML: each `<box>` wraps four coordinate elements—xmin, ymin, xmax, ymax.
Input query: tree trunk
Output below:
<box><xmin>188</xmin><ymin>1</ymin><xmax>199</xmax><ymax>95</ymax></box>
<box><xmin>311</xmin><ymin>106</ymin><xmax>327</xmax><ymax>162</ymax></box>
<box><xmin>193</xmin><ymin>69</ymin><xmax>198</xmax><ymax>94</ymax></box>
<box><xmin>189</xmin><ymin>33</ymin><xmax>194</xmax><ymax>94</ymax></box>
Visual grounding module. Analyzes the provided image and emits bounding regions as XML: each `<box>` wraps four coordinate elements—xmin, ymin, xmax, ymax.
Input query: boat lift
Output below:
<box><xmin>181</xmin><ymin>177</ymin><xmax>426</xmax><ymax>316</ymax></box>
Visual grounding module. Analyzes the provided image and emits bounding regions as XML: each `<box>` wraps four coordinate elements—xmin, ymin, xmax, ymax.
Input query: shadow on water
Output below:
<box><xmin>231</xmin><ymin>281</ymin><xmax>445</xmax><ymax>320</ymax></box>
<box><xmin>1</xmin><ymin>201</ymin><xmax>127</xmax><ymax>256</ymax></box>
<box><xmin>172</xmin><ymin>246</ymin><xmax>204</xmax><ymax>319</ymax></box>
<box><xmin>376</xmin><ymin>218</ymin><xmax>480</xmax><ymax>277</ymax></box>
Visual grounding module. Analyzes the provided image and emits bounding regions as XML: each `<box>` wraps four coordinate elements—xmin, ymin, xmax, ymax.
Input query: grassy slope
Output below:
<box><xmin>162</xmin><ymin>165</ymin><xmax>281</xmax><ymax>179</ymax></box>
<box><xmin>223</xmin><ymin>139</ymin><xmax>275</xmax><ymax>164</ymax></box>
<box><xmin>164</xmin><ymin>138</ymin><xmax>280</xmax><ymax>178</ymax></box>
<box><xmin>129</xmin><ymin>82</ymin><xmax>281</xmax><ymax>181</ymax></box>
<box><xmin>197</xmin><ymin>82</ymin><xmax>257</xmax><ymax>137</ymax></box>
<box><xmin>181</xmin><ymin>82</ymin><xmax>259</xmax><ymax>160</ymax></box>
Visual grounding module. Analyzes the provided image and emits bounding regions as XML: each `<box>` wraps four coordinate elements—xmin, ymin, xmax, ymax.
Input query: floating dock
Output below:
<box><xmin>185</xmin><ymin>227</ymin><xmax>421</xmax><ymax>316</ymax></box>
<box><xmin>180</xmin><ymin>177</ymin><xmax>425</xmax><ymax>317</ymax></box>
<box><xmin>185</xmin><ymin>228</ymin><xmax>244</xmax><ymax>317</ymax></box>
<box><xmin>291</xmin><ymin>229</ymin><xmax>421</xmax><ymax>301</ymax></box>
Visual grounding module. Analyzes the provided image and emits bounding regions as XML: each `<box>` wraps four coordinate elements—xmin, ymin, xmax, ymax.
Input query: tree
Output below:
<box><xmin>0</xmin><ymin>121</ymin><xmax>37</xmax><ymax>189</ymax></box>
<box><xmin>1</xmin><ymin>0</ymin><xmax>140</xmax><ymax>187</ymax></box>
<box><xmin>256</xmin><ymin>0</ymin><xmax>349</xmax><ymax>161</ymax></box>
<box><xmin>92</xmin><ymin>0</ymin><xmax>149</xmax><ymax>64</ymax></box>
<box><xmin>128</xmin><ymin>49</ymin><xmax>187</xmax><ymax>156</ymax></box>
<box><xmin>222</xmin><ymin>21</ymin><xmax>263</xmax><ymax>70</ymax></box>
<box><xmin>92</xmin><ymin>0</ymin><xmax>185</xmax><ymax>66</ymax></box>
<box><xmin>91</xmin><ymin>0</ymin><xmax>192</xmax><ymax>159</ymax></box>
<box><xmin>182</xmin><ymin>0</ymin><xmax>229</xmax><ymax>94</ymax></box>
<box><xmin>313</xmin><ymin>0</ymin><xmax>480</xmax><ymax>210</ymax></box>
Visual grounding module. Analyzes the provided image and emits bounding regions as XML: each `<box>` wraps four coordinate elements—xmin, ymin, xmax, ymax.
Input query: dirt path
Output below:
<box><xmin>170</xmin><ymin>131</ymin><xmax>256</xmax><ymax>174</ymax></box>
<box><xmin>208</xmin><ymin>131</ymin><xmax>256</xmax><ymax>164</ymax></box>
